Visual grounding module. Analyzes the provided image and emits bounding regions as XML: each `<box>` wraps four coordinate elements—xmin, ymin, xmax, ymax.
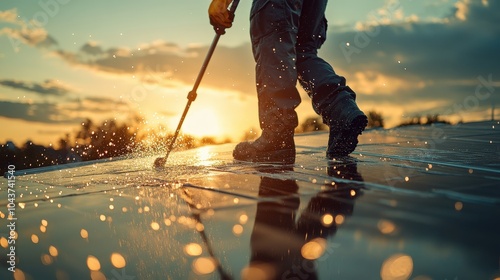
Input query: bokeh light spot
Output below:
<box><xmin>86</xmin><ymin>255</ymin><xmax>101</xmax><ymax>271</ymax></box>
<box><xmin>31</xmin><ymin>234</ymin><xmax>39</xmax><ymax>244</ymax></box>
<box><xmin>192</xmin><ymin>257</ymin><xmax>216</xmax><ymax>275</ymax></box>
<box><xmin>90</xmin><ymin>270</ymin><xmax>106</xmax><ymax>280</ymax></box>
<box><xmin>233</xmin><ymin>224</ymin><xmax>244</xmax><ymax>236</ymax></box>
<box><xmin>184</xmin><ymin>243</ymin><xmax>203</xmax><ymax>256</ymax></box>
<box><xmin>0</xmin><ymin>237</ymin><xmax>8</xmax><ymax>248</ymax></box>
<box><xmin>13</xmin><ymin>268</ymin><xmax>25</xmax><ymax>280</ymax></box>
<box><xmin>380</xmin><ymin>254</ymin><xmax>413</xmax><ymax>280</ymax></box>
<box><xmin>49</xmin><ymin>245</ymin><xmax>58</xmax><ymax>257</ymax></box>
<box><xmin>239</xmin><ymin>214</ymin><xmax>249</xmax><ymax>224</ymax></box>
<box><xmin>241</xmin><ymin>262</ymin><xmax>276</xmax><ymax>280</ymax></box>
<box><xmin>41</xmin><ymin>254</ymin><xmax>53</xmax><ymax>265</ymax></box>
<box><xmin>81</xmin><ymin>229</ymin><xmax>89</xmax><ymax>239</ymax></box>
<box><xmin>321</xmin><ymin>214</ymin><xmax>334</xmax><ymax>226</ymax></box>
<box><xmin>378</xmin><ymin>220</ymin><xmax>397</xmax><ymax>235</ymax></box>
<box><xmin>301</xmin><ymin>238</ymin><xmax>327</xmax><ymax>260</ymax></box>
<box><xmin>335</xmin><ymin>214</ymin><xmax>345</xmax><ymax>225</ymax></box>
<box><xmin>111</xmin><ymin>253</ymin><xmax>126</xmax><ymax>268</ymax></box>
<box><xmin>151</xmin><ymin>222</ymin><xmax>160</xmax><ymax>230</ymax></box>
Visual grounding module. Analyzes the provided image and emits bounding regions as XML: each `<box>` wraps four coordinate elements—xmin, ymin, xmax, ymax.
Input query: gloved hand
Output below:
<box><xmin>208</xmin><ymin>0</ymin><xmax>234</xmax><ymax>35</ymax></box>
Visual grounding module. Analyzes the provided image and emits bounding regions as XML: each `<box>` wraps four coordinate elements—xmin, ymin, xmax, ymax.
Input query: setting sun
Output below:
<box><xmin>180</xmin><ymin>108</ymin><xmax>222</xmax><ymax>138</ymax></box>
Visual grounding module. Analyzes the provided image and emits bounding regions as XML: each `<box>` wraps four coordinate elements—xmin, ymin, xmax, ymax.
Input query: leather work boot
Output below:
<box><xmin>233</xmin><ymin>129</ymin><xmax>295</xmax><ymax>164</ymax></box>
<box><xmin>326</xmin><ymin>98</ymin><xmax>367</xmax><ymax>159</ymax></box>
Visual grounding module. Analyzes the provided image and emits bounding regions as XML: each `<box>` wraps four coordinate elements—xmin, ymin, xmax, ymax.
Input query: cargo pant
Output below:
<box><xmin>250</xmin><ymin>0</ymin><xmax>355</xmax><ymax>132</ymax></box>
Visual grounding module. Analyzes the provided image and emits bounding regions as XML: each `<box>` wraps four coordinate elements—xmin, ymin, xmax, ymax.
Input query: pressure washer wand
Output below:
<box><xmin>154</xmin><ymin>0</ymin><xmax>240</xmax><ymax>168</ymax></box>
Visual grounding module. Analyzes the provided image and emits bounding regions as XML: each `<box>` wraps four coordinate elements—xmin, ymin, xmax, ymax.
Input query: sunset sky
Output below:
<box><xmin>0</xmin><ymin>0</ymin><xmax>498</xmax><ymax>147</ymax></box>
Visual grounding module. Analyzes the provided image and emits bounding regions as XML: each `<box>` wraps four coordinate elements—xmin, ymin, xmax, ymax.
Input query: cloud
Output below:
<box><xmin>35</xmin><ymin>0</ymin><xmax>497</xmax><ymax>126</ymax></box>
<box><xmin>322</xmin><ymin>0</ymin><xmax>499</xmax><ymax>120</ymax></box>
<box><xmin>84</xmin><ymin>96</ymin><xmax>126</xmax><ymax>105</ymax></box>
<box><xmin>0</xmin><ymin>9</ymin><xmax>23</xmax><ymax>25</ymax></box>
<box><xmin>0</xmin><ymin>79</ymin><xmax>74</xmax><ymax>96</ymax></box>
<box><xmin>0</xmin><ymin>76</ymin><xmax>130</xmax><ymax>124</ymax></box>
<box><xmin>0</xmin><ymin>100</ymin><xmax>81</xmax><ymax>124</ymax></box>
<box><xmin>68</xmin><ymin>96</ymin><xmax>129</xmax><ymax>114</ymax></box>
<box><xmin>80</xmin><ymin>41</ymin><xmax>104</xmax><ymax>56</ymax></box>
<box><xmin>331</xmin><ymin>0</ymin><xmax>499</xmax><ymax>77</ymax></box>
<box><xmin>52</xmin><ymin>41</ymin><xmax>256</xmax><ymax>94</ymax></box>
<box><xmin>0</xmin><ymin>8</ymin><xmax>58</xmax><ymax>49</ymax></box>
<box><xmin>0</xmin><ymin>96</ymin><xmax>131</xmax><ymax>124</ymax></box>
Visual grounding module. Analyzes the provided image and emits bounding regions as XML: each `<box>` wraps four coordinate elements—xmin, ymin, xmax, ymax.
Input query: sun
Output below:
<box><xmin>179</xmin><ymin>108</ymin><xmax>222</xmax><ymax>138</ymax></box>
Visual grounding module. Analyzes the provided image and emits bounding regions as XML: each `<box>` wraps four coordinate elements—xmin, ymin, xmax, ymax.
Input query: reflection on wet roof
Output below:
<box><xmin>1</xmin><ymin>121</ymin><xmax>499</xmax><ymax>279</ymax></box>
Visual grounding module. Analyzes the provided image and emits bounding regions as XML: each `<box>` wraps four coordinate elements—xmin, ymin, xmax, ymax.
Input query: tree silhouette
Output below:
<box><xmin>73</xmin><ymin>118</ymin><xmax>141</xmax><ymax>161</ymax></box>
<box><xmin>367</xmin><ymin>111</ymin><xmax>384</xmax><ymax>128</ymax></box>
<box><xmin>2</xmin><ymin>112</ymin><xmax>354</xmax><ymax>174</ymax></box>
<box><xmin>397</xmin><ymin>114</ymin><xmax>450</xmax><ymax>127</ymax></box>
<box><xmin>297</xmin><ymin>116</ymin><xmax>327</xmax><ymax>133</ymax></box>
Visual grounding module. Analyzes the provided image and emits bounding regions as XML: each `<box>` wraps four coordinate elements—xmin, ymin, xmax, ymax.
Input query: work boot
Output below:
<box><xmin>326</xmin><ymin>97</ymin><xmax>367</xmax><ymax>159</ymax></box>
<box><xmin>233</xmin><ymin>129</ymin><xmax>295</xmax><ymax>164</ymax></box>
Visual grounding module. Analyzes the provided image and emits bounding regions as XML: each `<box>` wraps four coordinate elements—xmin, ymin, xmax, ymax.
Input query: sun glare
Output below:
<box><xmin>179</xmin><ymin>108</ymin><xmax>222</xmax><ymax>138</ymax></box>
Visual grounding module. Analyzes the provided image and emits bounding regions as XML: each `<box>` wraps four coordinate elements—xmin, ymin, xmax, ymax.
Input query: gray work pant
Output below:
<box><xmin>250</xmin><ymin>0</ymin><xmax>354</xmax><ymax>132</ymax></box>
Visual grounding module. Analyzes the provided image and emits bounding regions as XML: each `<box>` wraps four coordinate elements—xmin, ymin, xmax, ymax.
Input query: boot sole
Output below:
<box><xmin>327</xmin><ymin>115</ymin><xmax>367</xmax><ymax>159</ymax></box>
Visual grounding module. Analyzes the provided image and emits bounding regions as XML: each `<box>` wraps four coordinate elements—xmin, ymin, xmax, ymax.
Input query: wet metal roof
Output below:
<box><xmin>1</xmin><ymin>121</ymin><xmax>499</xmax><ymax>279</ymax></box>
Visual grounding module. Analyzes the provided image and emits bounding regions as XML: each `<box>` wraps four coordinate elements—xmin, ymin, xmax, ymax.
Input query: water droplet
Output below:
<box><xmin>192</xmin><ymin>257</ymin><xmax>216</xmax><ymax>275</ymax></box>
<box><xmin>41</xmin><ymin>254</ymin><xmax>53</xmax><ymax>265</ymax></box>
<box><xmin>380</xmin><ymin>254</ymin><xmax>413</xmax><ymax>280</ymax></box>
<box><xmin>111</xmin><ymin>253</ymin><xmax>126</xmax><ymax>268</ymax></box>
<box><xmin>239</xmin><ymin>214</ymin><xmax>248</xmax><ymax>224</ymax></box>
<box><xmin>378</xmin><ymin>220</ymin><xmax>396</xmax><ymax>234</ymax></box>
<box><xmin>151</xmin><ymin>222</ymin><xmax>160</xmax><ymax>230</ymax></box>
<box><xmin>301</xmin><ymin>238</ymin><xmax>326</xmax><ymax>260</ymax></box>
<box><xmin>0</xmin><ymin>237</ymin><xmax>8</xmax><ymax>248</ymax></box>
<box><xmin>13</xmin><ymin>268</ymin><xmax>25</xmax><ymax>280</ymax></box>
<box><xmin>196</xmin><ymin>223</ymin><xmax>204</xmax><ymax>231</ymax></box>
<box><xmin>49</xmin><ymin>246</ymin><xmax>58</xmax><ymax>257</ymax></box>
<box><xmin>86</xmin><ymin>255</ymin><xmax>101</xmax><ymax>271</ymax></box>
<box><xmin>31</xmin><ymin>234</ymin><xmax>39</xmax><ymax>244</ymax></box>
<box><xmin>335</xmin><ymin>214</ymin><xmax>345</xmax><ymax>225</ymax></box>
<box><xmin>233</xmin><ymin>224</ymin><xmax>244</xmax><ymax>236</ymax></box>
<box><xmin>321</xmin><ymin>214</ymin><xmax>334</xmax><ymax>226</ymax></box>
<box><xmin>184</xmin><ymin>243</ymin><xmax>203</xmax><ymax>256</ymax></box>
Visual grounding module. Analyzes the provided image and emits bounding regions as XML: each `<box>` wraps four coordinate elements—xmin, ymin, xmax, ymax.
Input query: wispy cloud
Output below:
<box><xmin>51</xmin><ymin>40</ymin><xmax>256</xmax><ymax>94</ymax></box>
<box><xmin>0</xmin><ymin>96</ymin><xmax>131</xmax><ymax>124</ymax></box>
<box><xmin>325</xmin><ymin>0</ymin><xmax>499</xmax><ymax>119</ymax></box>
<box><xmin>0</xmin><ymin>8</ymin><xmax>58</xmax><ymax>49</ymax></box>
<box><xmin>0</xmin><ymin>9</ymin><xmax>24</xmax><ymax>25</ymax></box>
<box><xmin>0</xmin><ymin>79</ymin><xmax>73</xmax><ymax>96</ymax></box>
<box><xmin>0</xmin><ymin>100</ymin><xmax>80</xmax><ymax>124</ymax></box>
<box><xmin>0</xmin><ymin>76</ymin><xmax>130</xmax><ymax>123</ymax></box>
<box><xmin>11</xmin><ymin>0</ymin><xmax>496</xmax><ymax>125</ymax></box>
